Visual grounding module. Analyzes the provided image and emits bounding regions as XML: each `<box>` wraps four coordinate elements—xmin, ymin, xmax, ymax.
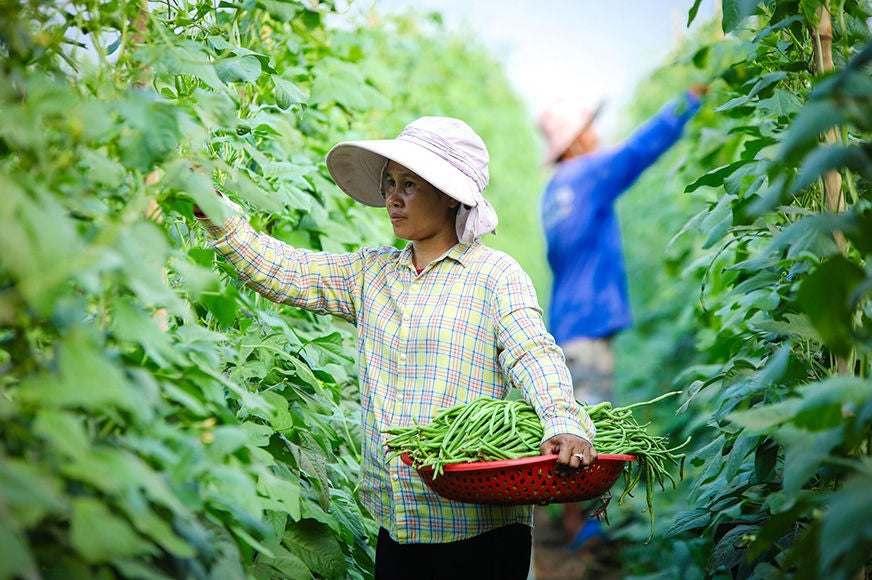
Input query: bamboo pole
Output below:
<box><xmin>812</xmin><ymin>7</ymin><xmax>846</xmax><ymax>248</ymax></box>
<box><xmin>812</xmin><ymin>6</ymin><xmax>850</xmax><ymax>377</ymax></box>
<box><xmin>812</xmin><ymin>6</ymin><xmax>854</xmax><ymax>379</ymax></box>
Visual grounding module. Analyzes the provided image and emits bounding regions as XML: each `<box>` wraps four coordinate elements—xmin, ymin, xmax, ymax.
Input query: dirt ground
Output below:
<box><xmin>530</xmin><ymin>507</ymin><xmax>623</xmax><ymax>580</ymax></box>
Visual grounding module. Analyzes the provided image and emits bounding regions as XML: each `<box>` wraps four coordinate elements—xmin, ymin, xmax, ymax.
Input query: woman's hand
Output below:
<box><xmin>541</xmin><ymin>433</ymin><xmax>597</xmax><ymax>475</ymax></box>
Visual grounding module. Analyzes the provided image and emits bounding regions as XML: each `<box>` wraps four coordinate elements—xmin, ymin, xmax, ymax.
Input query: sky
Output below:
<box><xmin>361</xmin><ymin>0</ymin><xmax>718</xmax><ymax>139</ymax></box>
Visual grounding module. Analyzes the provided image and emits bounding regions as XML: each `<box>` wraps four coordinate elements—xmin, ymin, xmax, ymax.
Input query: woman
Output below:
<box><xmin>196</xmin><ymin>116</ymin><xmax>597</xmax><ymax>579</ymax></box>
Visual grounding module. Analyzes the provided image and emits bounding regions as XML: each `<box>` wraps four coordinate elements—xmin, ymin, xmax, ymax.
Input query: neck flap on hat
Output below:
<box><xmin>456</xmin><ymin>194</ymin><xmax>498</xmax><ymax>243</ymax></box>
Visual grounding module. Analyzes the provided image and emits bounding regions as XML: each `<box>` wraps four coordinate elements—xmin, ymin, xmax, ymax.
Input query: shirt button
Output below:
<box><xmin>410</xmin><ymin>283</ymin><xmax>420</xmax><ymax>292</ymax></box>
<box><xmin>399</xmin><ymin>354</ymin><xmax>407</xmax><ymax>362</ymax></box>
<box><xmin>391</xmin><ymin>473</ymin><xmax>399</xmax><ymax>481</ymax></box>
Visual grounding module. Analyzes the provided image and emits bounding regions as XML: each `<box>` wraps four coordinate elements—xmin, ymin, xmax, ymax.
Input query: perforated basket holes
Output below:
<box><xmin>417</xmin><ymin>458</ymin><xmax>627</xmax><ymax>506</ymax></box>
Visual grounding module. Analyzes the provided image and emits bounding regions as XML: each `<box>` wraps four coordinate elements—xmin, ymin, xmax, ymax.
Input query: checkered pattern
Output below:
<box><xmin>206</xmin><ymin>216</ymin><xmax>595</xmax><ymax>543</ymax></box>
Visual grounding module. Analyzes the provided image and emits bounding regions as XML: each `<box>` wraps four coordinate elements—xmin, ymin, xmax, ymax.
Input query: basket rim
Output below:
<box><xmin>400</xmin><ymin>452</ymin><xmax>637</xmax><ymax>473</ymax></box>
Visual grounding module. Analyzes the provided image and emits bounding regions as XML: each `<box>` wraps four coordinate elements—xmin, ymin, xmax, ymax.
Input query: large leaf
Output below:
<box><xmin>819</xmin><ymin>464</ymin><xmax>872</xmax><ymax>575</ymax></box>
<box><xmin>777</xmin><ymin>425</ymin><xmax>844</xmax><ymax>494</ymax></box>
<box><xmin>308</xmin><ymin>57</ymin><xmax>391</xmax><ymax>111</ymax></box>
<box><xmin>215</xmin><ymin>55</ymin><xmax>263</xmax><ymax>84</ymax></box>
<box><xmin>797</xmin><ymin>256</ymin><xmax>866</xmax><ymax>356</ymax></box>
<box><xmin>283</xmin><ymin>519</ymin><xmax>347</xmax><ymax>580</ymax></box>
<box><xmin>70</xmin><ymin>498</ymin><xmax>153</xmax><ymax>562</ymax></box>
<box><xmin>18</xmin><ymin>330</ymin><xmax>153</xmax><ymax>420</ymax></box>
<box><xmin>0</xmin><ymin>524</ymin><xmax>39</xmax><ymax>580</ymax></box>
<box><xmin>273</xmin><ymin>76</ymin><xmax>309</xmax><ymax>110</ymax></box>
<box><xmin>665</xmin><ymin>508</ymin><xmax>712</xmax><ymax>537</ymax></box>
<box><xmin>776</xmin><ymin>100</ymin><xmax>847</xmax><ymax>163</ymax></box>
<box><xmin>722</xmin><ymin>0</ymin><xmax>770</xmax><ymax>33</ymax></box>
<box><xmin>0</xmin><ymin>458</ymin><xmax>66</xmax><ymax>527</ymax></box>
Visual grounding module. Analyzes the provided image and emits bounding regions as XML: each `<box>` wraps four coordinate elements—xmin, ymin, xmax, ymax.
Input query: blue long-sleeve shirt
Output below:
<box><xmin>542</xmin><ymin>91</ymin><xmax>701</xmax><ymax>344</ymax></box>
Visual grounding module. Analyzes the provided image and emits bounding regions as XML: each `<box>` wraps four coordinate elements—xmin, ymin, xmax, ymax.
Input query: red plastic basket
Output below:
<box><xmin>401</xmin><ymin>452</ymin><xmax>636</xmax><ymax>506</ymax></box>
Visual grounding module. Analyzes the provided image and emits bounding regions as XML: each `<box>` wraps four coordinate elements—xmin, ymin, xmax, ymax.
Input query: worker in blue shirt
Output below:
<box><xmin>538</xmin><ymin>84</ymin><xmax>706</xmax><ymax>552</ymax></box>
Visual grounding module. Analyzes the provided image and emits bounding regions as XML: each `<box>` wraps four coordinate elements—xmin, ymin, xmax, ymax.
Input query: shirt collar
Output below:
<box><xmin>396</xmin><ymin>241</ymin><xmax>479</xmax><ymax>272</ymax></box>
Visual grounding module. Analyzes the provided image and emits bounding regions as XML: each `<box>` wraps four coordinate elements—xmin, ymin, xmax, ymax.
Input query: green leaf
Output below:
<box><xmin>699</xmin><ymin>194</ymin><xmax>735</xmax><ymax>249</ymax></box>
<box><xmin>261</xmin><ymin>390</ymin><xmax>295</xmax><ymax>432</ymax></box>
<box><xmin>230</xmin><ymin>168</ymin><xmax>297</xmax><ymax>214</ymax></box>
<box><xmin>111</xmin><ymin>299</ymin><xmax>184</xmax><ymax>368</ymax></box>
<box><xmin>273</xmin><ymin>76</ymin><xmax>309</xmax><ymax>110</ymax></box>
<box><xmin>797</xmin><ymin>256</ymin><xmax>865</xmax><ymax>356</ymax></box>
<box><xmin>116</xmin><ymin>97</ymin><xmax>181</xmax><ymax>173</ymax></box>
<box><xmin>298</xmin><ymin>445</ymin><xmax>331</xmax><ymax>512</ymax></box>
<box><xmin>32</xmin><ymin>409</ymin><xmax>91</xmax><ymax>460</ymax></box>
<box><xmin>722</xmin><ymin>0</ymin><xmax>767</xmax><ymax>33</ymax></box>
<box><xmin>715</xmin><ymin>72</ymin><xmax>787</xmax><ymax>111</ymax></box>
<box><xmin>820</xmin><ymin>466</ymin><xmax>872</xmax><ymax>574</ymax></box>
<box><xmin>258</xmin><ymin>471</ymin><xmax>302</xmax><ymax>521</ymax></box>
<box><xmin>756</xmin><ymin>88</ymin><xmax>802</xmax><ymax>118</ymax></box>
<box><xmin>242</xmin><ymin>421</ymin><xmax>275</xmax><ymax>447</ymax></box>
<box><xmin>202</xmin><ymin>289</ymin><xmax>239</xmax><ymax>329</ymax></box>
<box><xmin>78</xmin><ymin>148</ymin><xmax>127</xmax><ymax>188</ymax></box>
<box><xmin>0</xmin><ymin>458</ymin><xmax>66</xmax><ymax>527</ymax></box>
<box><xmin>207</xmin><ymin>425</ymin><xmax>252</xmax><ymax>458</ymax></box>
<box><xmin>776</xmin><ymin>100</ymin><xmax>847</xmax><ymax>163</ymax></box>
<box><xmin>215</xmin><ymin>54</ymin><xmax>263</xmax><ymax>83</ymax></box>
<box><xmin>118</xmin><ymin>490</ymin><xmax>196</xmax><ymax>558</ymax></box>
<box><xmin>254</xmin><ymin>545</ymin><xmax>311</xmax><ymax>579</ymax></box>
<box><xmin>0</xmin><ymin>179</ymin><xmax>86</xmax><ymax>314</ymax></box>
<box><xmin>140</xmin><ymin>41</ymin><xmax>225</xmax><ymax>91</ymax></box>
<box><xmin>19</xmin><ymin>330</ymin><xmax>152</xmax><ymax>420</ymax></box>
<box><xmin>687</xmin><ymin>0</ymin><xmax>704</xmax><ymax>26</ymax></box>
<box><xmin>0</xmin><ymin>525</ymin><xmax>39</xmax><ymax>580</ymax></box>
<box><xmin>283</xmin><ymin>520</ymin><xmax>347</xmax><ymax>580</ymax></box>
<box><xmin>711</xmin><ymin>524</ymin><xmax>758</xmax><ymax>571</ymax></box>
<box><xmin>777</xmin><ymin>426</ymin><xmax>844</xmax><ymax>494</ymax></box>
<box><xmin>685</xmin><ymin>161</ymin><xmax>752</xmax><ymax>193</ymax></box>
<box><xmin>162</xmin><ymin>160</ymin><xmax>238</xmax><ymax>224</ymax></box>
<box><xmin>727</xmin><ymin>399</ymin><xmax>801</xmax><ymax>431</ymax></box>
<box><xmin>665</xmin><ymin>508</ymin><xmax>711</xmax><ymax>537</ymax></box>
<box><xmin>71</xmin><ymin>497</ymin><xmax>152</xmax><ymax>562</ymax></box>
<box><xmin>205</xmin><ymin>466</ymin><xmax>263</xmax><ymax>523</ymax></box>
<box><xmin>793</xmin><ymin>145</ymin><xmax>872</xmax><ymax>192</ymax></box>
<box><xmin>257</xmin><ymin>0</ymin><xmax>302</xmax><ymax>22</ymax></box>
<box><xmin>844</xmin><ymin>212</ymin><xmax>872</xmax><ymax>255</ymax></box>
<box><xmin>792</xmin><ymin>376</ymin><xmax>872</xmax><ymax>427</ymax></box>
<box><xmin>308</xmin><ymin>57</ymin><xmax>391</xmax><ymax>111</ymax></box>
<box><xmin>754</xmin><ymin>437</ymin><xmax>778</xmax><ymax>482</ymax></box>
<box><xmin>749</xmin><ymin>507</ymin><xmax>811</xmax><ymax>560</ymax></box>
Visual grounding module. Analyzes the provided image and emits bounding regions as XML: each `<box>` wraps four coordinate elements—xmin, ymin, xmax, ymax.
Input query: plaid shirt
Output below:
<box><xmin>204</xmin><ymin>215</ymin><xmax>595</xmax><ymax>543</ymax></box>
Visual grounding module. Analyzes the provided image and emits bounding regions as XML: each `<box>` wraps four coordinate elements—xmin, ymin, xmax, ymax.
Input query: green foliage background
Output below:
<box><xmin>2</xmin><ymin>0</ymin><xmax>872</xmax><ymax>579</ymax></box>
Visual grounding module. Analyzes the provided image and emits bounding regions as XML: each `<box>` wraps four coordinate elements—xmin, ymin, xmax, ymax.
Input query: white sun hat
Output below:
<box><xmin>325</xmin><ymin>116</ymin><xmax>498</xmax><ymax>242</ymax></box>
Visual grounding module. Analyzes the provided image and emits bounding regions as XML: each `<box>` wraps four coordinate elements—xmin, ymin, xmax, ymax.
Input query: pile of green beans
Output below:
<box><xmin>383</xmin><ymin>392</ymin><xmax>689</xmax><ymax>542</ymax></box>
<box><xmin>384</xmin><ymin>398</ymin><xmax>545</xmax><ymax>477</ymax></box>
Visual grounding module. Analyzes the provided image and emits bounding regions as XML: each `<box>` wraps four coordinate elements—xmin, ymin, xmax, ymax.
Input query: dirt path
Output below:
<box><xmin>530</xmin><ymin>507</ymin><xmax>623</xmax><ymax>580</ymax></box>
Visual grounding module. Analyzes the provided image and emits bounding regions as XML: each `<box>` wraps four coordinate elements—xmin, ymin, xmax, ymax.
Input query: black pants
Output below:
<box><xmin>375</xmin><ymin>524</ymin><xmax>532</xmax><ymax>580</ymax></box>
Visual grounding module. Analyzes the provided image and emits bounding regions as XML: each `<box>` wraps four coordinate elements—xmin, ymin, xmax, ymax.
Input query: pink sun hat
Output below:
<box><xmin>538</xmin><ymin>99</ymin><xmax>605</xmax><ymax>164</ymax></box>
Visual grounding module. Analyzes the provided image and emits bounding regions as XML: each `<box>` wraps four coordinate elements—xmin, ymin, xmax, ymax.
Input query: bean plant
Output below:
<box><xmin>610</xmin><ymin>1</ymin><xmax>872</xmax><ymax>578</ymax></box>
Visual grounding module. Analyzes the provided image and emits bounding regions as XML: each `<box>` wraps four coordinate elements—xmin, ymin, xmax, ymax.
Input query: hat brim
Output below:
<box><xmin>544</xmin><ymin>100</ymin><xmax>606</xmax><ymax>164</ymax></box>
<box><xmin>326</xmin><ymin>139</ymin><xmax>479</xmax><ymax>208</ymax></box>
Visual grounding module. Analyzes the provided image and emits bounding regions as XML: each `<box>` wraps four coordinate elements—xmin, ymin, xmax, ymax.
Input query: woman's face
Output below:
<box><xmin>382</xmin><ymin>161</ymin><xmax>459</xmax><ymax>242</ymax></box>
